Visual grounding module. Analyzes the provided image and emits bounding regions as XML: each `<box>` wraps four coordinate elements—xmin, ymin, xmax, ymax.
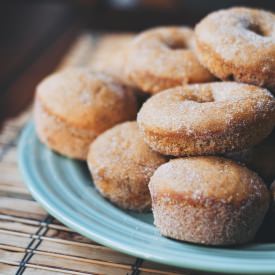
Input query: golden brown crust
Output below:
<box><xmin>34</xmin><ymin>68</ymin><xmax>137</xmax><ymax>159</ymax></box>
<box><xmin>149</xmin><ymin>157</ymin><xmax>270</xmax><ymax>245</ymax></box>
<box><xmin>87</xmin><ymin>122</ymin><xmax>167</xmax><ymax>211</ymax></box>
<box><xmin>137</xmin><ymin>82</ymin><xmax>275</xmax><ymax>156</ymax></box>
<box><xmin>195</xmin><ymin>7</ymin><xmax>275</xmax><ymax>91</ymax></box>
<box><xmin>35</xmin><ymin>100</ymin><xmax>95</xmax><ymax>160</ymax></box>
<box><xmin>125</xmin><ymin>26</ymin><xmax>214</xmax><ymax>94</ymax></box>
<box><xmin>37</xmin><ymin>68</ymin><xmax>137</xmax><ymax>130</ymax></box>
<box><xmin>88</xmin><ymin>34</ymin><xmax>147</xmax><ymax>106</ymax></box>
<box><xmin>150</xmin><ymin>157</ymin><xmax>268</xmax><ymax>203</ymax></box>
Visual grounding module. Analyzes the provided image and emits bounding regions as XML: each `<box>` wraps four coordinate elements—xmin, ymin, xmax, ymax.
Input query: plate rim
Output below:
<box><xmin>18</xmin><ymin>122</ymin><xmax>275</xmax><ymax>274</ymax></box>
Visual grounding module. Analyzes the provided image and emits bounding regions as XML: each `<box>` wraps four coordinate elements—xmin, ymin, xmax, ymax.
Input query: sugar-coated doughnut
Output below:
<box><xmin>91</xmin><ymin>34</ymin><xmax>134</xmax><ymax>84</ymax></box>
<box><xmin>149</xmin><ymin>157</ymin><xmax>270</xmax><ymax>245</ymax></box>
<box><xmin>87</xmin><ymin>122</ymin><xmax>167</xmax><ymax>211</ymax></box>
<box><xmin>195</xmin><ymin>7</ymin><xmax>275</xmax><ymax>90</ymax></box>
<box><xmin>125</xmin><ymin>27</ymin><xmax>214</xmax><ymax>94</ymax></box>
<box><xmin>137</xmin><ymin>82</ymin><xmax>275</xmax><ymax>156</ymax></box>
<box><xmin>35</xmin><ymin>68</ymin><xmax>137</xmax><ymax>160</ymax></box>
<box><xmin>90</xmin><ymin>34</ymin><xmax>149</xmax><ymax>108</ymax></box>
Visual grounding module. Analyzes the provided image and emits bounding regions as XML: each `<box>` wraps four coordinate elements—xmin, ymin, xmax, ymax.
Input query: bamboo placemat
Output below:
<box><xmin>0</xmin><ymin>33</ymin><xmax>203</xmax><ymax>275</ymax></box>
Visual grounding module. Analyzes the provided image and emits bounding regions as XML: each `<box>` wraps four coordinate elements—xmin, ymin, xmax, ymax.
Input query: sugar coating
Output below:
<box><xmin>149</xmin><ymin>157</ymin><xmax>270</xmax><ymax>245</ymax></box>
<box><xmin>87</xmin><ymin>122</ymin><xmax>167</xmax><ymax>211</ymax></box>
<box><xmin>195</xmin><ymin>7</ymin><xmax>275</xmax><ymax>89</ymax></box>
<box><xmin>137</xmin><ymin>82</ymin><xmax>275</xmax><ymax>156</ymax></box>
<box><xmin>196</xmin><ymin>8</ymin><xmax>275</xmax><ymax>61</ymax></box>
<box><xmin>36</xmin><ymin>68</ymin><xmax>137</xmax><ymax>130</ymax></box>
<box><xmin>125</xmin><ymin>26</ymin><xmax>214</xmax><ymax>94</ymax></box>
<box><xmin>34</xmin><ymin>68</ymin><xmax>138</xmax><ymax>159</ymax></box>
<box><xmin>150</xmin><ymin>157</ymin><xmax>268</xmax><ymax>203</ymax></box>
<box><xmin>34</xmin><ymin>100</ymin><xmax>97</xmax><ymax>160</ymax></box>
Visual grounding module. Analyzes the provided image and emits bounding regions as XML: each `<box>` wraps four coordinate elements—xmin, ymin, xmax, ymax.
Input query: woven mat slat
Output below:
<box><xmin>0</xmin><ymin>219</ymin><xmax>38</xmax><ymax>234</ymax></box>
<box><xmin>0</xmin><ymin>263</ymin><xmax>19</xmax><ymax>275</ymax></box>
<box><xmin>24</xmin><ymin>266</ymin><xmax>73</xmax><ymax>275</ymax></box>
<box><xmin>1</xmin><ymin>148</ymin><xmax>18</xmax><ymax>164</ymax></box>
<box><xmin>0</xmin><ymin>163</ymin><xmax>30</xmax><ymax>195</ymax></box>
<box><xmin>0</xmin><ymin>33</ymin><xmax>193</xmax><ymax>275</ymax></box>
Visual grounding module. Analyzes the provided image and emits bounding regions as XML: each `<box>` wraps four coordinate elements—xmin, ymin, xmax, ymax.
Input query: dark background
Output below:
<box><xmin>0</xmin><ymin>0</ymin><xmax>274</xmax><ymax>127</ymax></box>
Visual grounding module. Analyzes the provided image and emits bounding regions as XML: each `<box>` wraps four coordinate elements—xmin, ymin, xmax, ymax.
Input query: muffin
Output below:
<box><xmin>149</xmin><ymin>156</ymin><xmax>270</xmax><ymax>245</ymax></box>
<box><xmin>87</xmin><ymin>121</ymin><xmax>167</xmax><ymax>211</ymax></box>
<box><xmin>35</xmin><ymin>68</ymin><xmax>137</xmax><ymax>160</ymax></box>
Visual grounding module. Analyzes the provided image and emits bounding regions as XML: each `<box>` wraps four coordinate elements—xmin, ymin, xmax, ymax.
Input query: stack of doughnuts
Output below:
<box><xmin>34</xmin><ymin>7</ymin><xmax>275</xmax><ymax>246</ymax></box>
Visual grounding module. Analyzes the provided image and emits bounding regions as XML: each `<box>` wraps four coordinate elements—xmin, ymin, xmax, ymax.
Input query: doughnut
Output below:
<box><xmin>137</xmin><ymin>82</ymin><xmax>275</xmax><ymax>156</ymax></box>
<box><xmin>125</xmin><ymin>26</ymin><xmax>214</xmax><ymax>94</ymax></box>
<box><xmin>87</xmin><ymin>122</ymin><xmax>167</xmax><ymax>211</ymax></box>
<box><xmin>35</xmin><ymin>68</ymin><xmax>137</xmax><ymax>160</ymax></box>
<box><xmin>91</xmin><ymin>34</ymin><xmax>134</xmax><ymax>83</ymax></box>
<box><xmin>226</xmin><ymin>129</ymin><xmax>275</xmax><ymax>184</ymax></box>
<box><xmin>149</xmin><ymin>156</ymin><xmax>270</xmax><ymax>245</ymax></box>
<box><xmin>90</xmin><ymin>34</ymin><xmax>149</xmax><ymax>108</ymax></box>
<box><xmin>195</xmin><ymin>7</ymin><xmax>275</xmax><ymax>91</ymax></box>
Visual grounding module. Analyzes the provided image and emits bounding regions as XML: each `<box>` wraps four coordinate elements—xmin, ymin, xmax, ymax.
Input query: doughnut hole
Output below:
<box><xmin>174</xmin><ymin>86</ymin><xmax>214</xmax><ymax>103</ymax></box>
<box><xmin>247</xmin><ymin>23</ymin><xmax>270</xmax><ymax>37</ymax></box>
<box><xmin>164</xmin><ymin>38</ymin><xmax>188</xmax><ymax>50</ymax></box>
<box><xmin>226</xmin><ymin>74</ymin><xmax>235</xmax><ymax>81</ymax></box>
<box><xmin>158</xmin><ymin>30</ymin><xmax>191</xmax><ymax>50</ymax></box>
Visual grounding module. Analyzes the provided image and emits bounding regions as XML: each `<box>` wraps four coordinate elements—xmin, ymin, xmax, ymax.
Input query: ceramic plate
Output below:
<box><xmin>18</xmin><ymin>122</ymin><xmax>275</xmax><ymax>274</ymax></box>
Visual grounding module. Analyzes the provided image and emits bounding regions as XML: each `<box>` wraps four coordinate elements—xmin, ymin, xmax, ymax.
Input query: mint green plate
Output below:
<box><xmin>18</xmin><ymin>123</ymin><xmax>275</xmax><ymax>274</ymax></box>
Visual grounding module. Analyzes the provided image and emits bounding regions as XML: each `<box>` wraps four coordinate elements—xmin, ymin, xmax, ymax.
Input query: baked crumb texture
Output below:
<box><xmin>195</xmin><ymin>7</ymin><xmax>275</xmax><ymax>91</ymax></box>
<box><xmin>87</xmin><ymin>122</ymin><xmax>167</xmax><ymax>212</ymax></box>
<box><xmin>35</xmin><ymin>68</ymin><xmax>137</xmax><ymax>160</ymax></box>
<box><xmin>138</xmin><ymin>82</ymin><xmax>275</xmax><ymax>156</ymax></box>
<box><xmin>149</xmin><ymin>157</ymin><xmax>270</xmax><ymax>245</ymax></box>
<box><xmin>125</xmin><ymin>26</ymin><xmax>214</xmax><ymax>94</ymax></box>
